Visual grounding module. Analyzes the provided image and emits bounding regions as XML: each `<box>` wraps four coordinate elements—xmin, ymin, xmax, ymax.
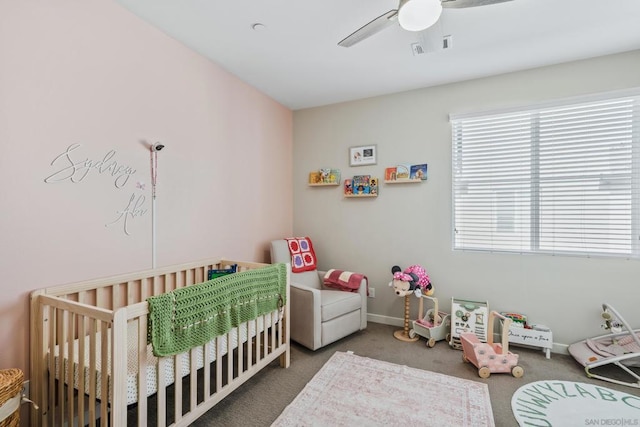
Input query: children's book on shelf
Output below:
<box><xmin>352</xmin><ymin>175</ymin><xmax>371</xmax><ymax>195</ymax></box>
<box><xmin>385</xmin><ymin>167</ymin><xmax>397</xmax><ymax>181</ymax></box>
<box><xmin>396</xmin><ymin>164</ymin><xmax>411</xmax><ymax>180</ymax></box>
<box><xmin>410</xmin><ymin>163</ymin><xmax>428</xmax><ymax>180</ymax></box>
<box><xmin>327</xmin><ymin>168</ymin><xmax>341</xmax><ymax>184</ymax></box>
<box><xmin>370</xmin><ymin>177</ymin><xmax>378</xmax><ymax>195</ymax></box>
<box><xmin>344</xmin><ymin>178</ymin><xmax>353</xmax><ymax>195</ymax></box>
<box><xmin>309</xmin><ymin>171</ymin><xmax>322</xmax><ymax>184</ymax></box>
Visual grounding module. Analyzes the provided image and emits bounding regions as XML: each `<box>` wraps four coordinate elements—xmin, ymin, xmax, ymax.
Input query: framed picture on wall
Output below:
<box><xmin>349</xmin><ymin>145</ymin><xmax>377</xmax><ymax>166</ymax></box>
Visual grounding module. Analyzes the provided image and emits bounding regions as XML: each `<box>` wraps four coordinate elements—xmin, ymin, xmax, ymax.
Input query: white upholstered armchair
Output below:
<box><xmin>270</xmin><ymin>239</ymin><xmax>367</xmax><ymax>351</ymax></box>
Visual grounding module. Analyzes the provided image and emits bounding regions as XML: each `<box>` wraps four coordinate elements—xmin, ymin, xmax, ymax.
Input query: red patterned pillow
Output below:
<box><xmin>285</xmin><ymin>237</ymin><xmax>317</xmax><ymax>273</ymax></box>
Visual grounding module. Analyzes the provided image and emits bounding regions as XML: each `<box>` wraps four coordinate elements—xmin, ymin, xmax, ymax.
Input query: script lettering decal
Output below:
<box><xmin>44</xmin><ymin>143</ymin><xmax>137</xmax><ymax>188</ymax></box>
<box><xmin>105</xmin><ymin>194</ymin><xmax>148</xmax><ymax>236</ymax></box>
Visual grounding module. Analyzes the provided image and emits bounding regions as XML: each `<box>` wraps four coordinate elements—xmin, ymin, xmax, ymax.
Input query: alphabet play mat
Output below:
<box><xmin>511</xmin><ymin>380</ymin><xmax>640</xmax><ymax>426</ymax></box>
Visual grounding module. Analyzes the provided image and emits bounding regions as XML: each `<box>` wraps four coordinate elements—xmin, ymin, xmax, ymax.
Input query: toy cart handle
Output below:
<box><xmin>418</xmin><ymin>295</ymin><xmax>440</xmax><ymax>324</ymax></box>
<box><xmin>488</xmin><ymin>311</ymin><xmax>512</xmax><ymax>355</ymax></box>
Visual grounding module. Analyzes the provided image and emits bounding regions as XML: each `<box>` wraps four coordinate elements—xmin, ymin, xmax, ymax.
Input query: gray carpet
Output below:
<box><xmin>190</xmin><ymin>322</ymin><xmax>637</xmax><ymax>427</ymax></box>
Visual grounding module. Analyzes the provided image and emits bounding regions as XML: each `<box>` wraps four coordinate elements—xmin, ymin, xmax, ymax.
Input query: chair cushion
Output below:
<box><xmin>320</xmin><ymin>290</ymin><xmax>362</xmax><ymax>322</ymax></box>
<box><xmin>292</xmin><ymin>270</ymin><xmax>322</xmax><ymax>289</ymax></box>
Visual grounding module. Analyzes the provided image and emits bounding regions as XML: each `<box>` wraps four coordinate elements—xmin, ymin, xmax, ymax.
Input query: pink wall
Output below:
<box><xmin>0</xmin><ymin>1</ymin><xmax>293</xmax><ymax>374</ymax></box>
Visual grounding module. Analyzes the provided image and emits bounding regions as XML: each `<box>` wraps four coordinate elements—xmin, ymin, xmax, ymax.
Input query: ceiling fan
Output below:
<box><xmin>338</xmin><ymin>0</ymin><xmax>513</xmax><ymax>47</ymax></box>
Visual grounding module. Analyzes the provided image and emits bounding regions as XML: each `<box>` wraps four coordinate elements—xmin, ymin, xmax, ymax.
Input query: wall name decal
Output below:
<box><xmin>105</xmin><ymin>193</ymin><xmax>148</xmax><ymax>236</ymax></box>
<box><xmin>44</xmin><ymin>143</ymin><xmax>137</xmax><ymax>188</ymax></box>
<box><xmin>45</xmin><ymin>143</ymin><xmax>148</xmax><ymax>236</ymax></box>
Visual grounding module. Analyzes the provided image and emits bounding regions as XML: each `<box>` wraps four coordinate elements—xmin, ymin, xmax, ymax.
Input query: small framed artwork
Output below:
<box><xmin>349</xmin><ymin>145</ymin><xmax>377</xmax><ymax>167</ymax></box>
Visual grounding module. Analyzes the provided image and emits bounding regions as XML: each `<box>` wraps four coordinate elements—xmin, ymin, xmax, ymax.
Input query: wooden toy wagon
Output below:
<box><xmin>409</xmin><ymin>296</ymin><xmax>451</xmax><ymax>347</ymax></box>
<box><xmin>461</xmin><ymin>311</ymin><xmax>524</xmax><ymax>378</ymax></box>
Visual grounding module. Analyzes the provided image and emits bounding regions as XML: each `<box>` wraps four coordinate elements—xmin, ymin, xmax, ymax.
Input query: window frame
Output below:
<box><xmin>450</xmin><ymin>88</ymin><xmax>640</xmax><ymax>259</ymax></box>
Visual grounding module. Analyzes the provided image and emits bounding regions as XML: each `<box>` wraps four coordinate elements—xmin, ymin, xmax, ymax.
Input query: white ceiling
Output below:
<box><xmin>115</xmin><ymin>0</ymin><xmax>640</xmax><ymax>110</ymax></box>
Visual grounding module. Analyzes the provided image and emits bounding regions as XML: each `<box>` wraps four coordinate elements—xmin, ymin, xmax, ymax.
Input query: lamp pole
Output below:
<box><xmin>150</xmin><ymin>142</ymin><xmax>164</xmax><ymax>268</ymax></box>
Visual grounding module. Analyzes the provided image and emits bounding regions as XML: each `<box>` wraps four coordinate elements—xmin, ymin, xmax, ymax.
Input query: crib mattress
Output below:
<box><xmin>52</xmin><ymin>311</ymin><xmax>278</xmax><ymax>405</ymax></box>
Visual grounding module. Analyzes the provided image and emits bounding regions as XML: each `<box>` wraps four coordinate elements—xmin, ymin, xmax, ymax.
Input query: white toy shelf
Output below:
<box><xmin>506</xmin><ymin>325</ymin><xmax>553</xmax><ymax>359</ymax></box>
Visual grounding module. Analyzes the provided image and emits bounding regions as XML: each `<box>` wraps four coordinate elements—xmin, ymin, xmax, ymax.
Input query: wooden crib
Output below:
<box><xmin>30</xmin><ymin>259</ymin><xmax>290</xmax><ymax>426</ymax></box>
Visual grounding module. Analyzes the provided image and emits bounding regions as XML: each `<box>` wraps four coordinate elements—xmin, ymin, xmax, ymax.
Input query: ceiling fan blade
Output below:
<box><xmin>441</xmin><ymin>0</ymin><xmax>512</xmax><ymax>8</ymax></box>
<box><xmin>338</xmin><ymin>9</ymin><xmax>398</xmax><ymax>47</ymax></box>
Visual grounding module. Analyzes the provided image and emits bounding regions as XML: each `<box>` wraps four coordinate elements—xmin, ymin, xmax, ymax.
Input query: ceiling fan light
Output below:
<box><xmin>398</xmin><ymin>0</ymin><xmax>443</xmax><ymax>32</ymax></box>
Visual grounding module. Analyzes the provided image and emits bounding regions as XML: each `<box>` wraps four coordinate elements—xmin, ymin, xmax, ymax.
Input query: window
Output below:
<box><xmin>451</xmin><ymin>90</ymin><xmax>640</xmax><ymax>258</ymax></box>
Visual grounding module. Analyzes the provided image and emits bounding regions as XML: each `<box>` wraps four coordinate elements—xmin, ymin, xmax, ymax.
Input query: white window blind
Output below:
<box><xmin>451</xmin><ymin>91</ymin><xmax>640</xmax><ymax>258</ymax></box>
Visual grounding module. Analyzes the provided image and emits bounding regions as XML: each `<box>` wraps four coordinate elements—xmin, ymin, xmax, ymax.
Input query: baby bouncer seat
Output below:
<box><xmin>568</xmin><ymin>303</ymin><xmax>640</xmax><ymax>389</ymax></box>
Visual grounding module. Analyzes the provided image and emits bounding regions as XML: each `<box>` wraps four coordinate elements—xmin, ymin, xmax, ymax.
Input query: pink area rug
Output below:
<box><xmin>272</xmin><ymin>351</ymin><xmax>495</xmax><ymax>427</ymax></box>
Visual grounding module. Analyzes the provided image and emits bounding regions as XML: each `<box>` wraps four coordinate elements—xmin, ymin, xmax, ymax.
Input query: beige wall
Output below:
<box><xmin>0</xmin><ymin>1</ymin><xmax>293</xmax><ymax>374</ymax></box>
<box><xmin>293</xmin><ymin>50</ymin><xmax>640</xmax><ymax>351</ymax></box>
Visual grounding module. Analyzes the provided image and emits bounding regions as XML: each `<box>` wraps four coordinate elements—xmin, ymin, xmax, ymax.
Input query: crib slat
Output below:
<box><xmin>203</xmin><ymin>341</ymin><xmax>211</xmax><ymax>399</ymax></box>
<box><xmin>88</xmin><ymin>319</ymin><xmax>97</xmax><ymax>427</ymax></box>
<box><xmin>112</xmin><ymin>309</ymin><xmax>128</xmax><ymax>426</ymax></box>
<box><xmin>271</xmin><ymin>312</ymin><xmax>276</xmax><ymax>353</ymax></box>
<box><xmin>77</xmin><ymin>318</ymin><xmax>86</xmax><ymax>427</ymax></box>
<box><xmin>174</xmin><ymin>353</ymin><xmax>183</xmax><ymax>422</ymax></box>
<box><xmin>227</xmin><ymin>331</ymin><xmax>233</xmax><ymax>383</ymax></box>
<box><xmin>166</xmin><ymin>272</ymin><xmax>175</xmax><ymax>293</ymax></box>
<box><xmin>126</xmin><ymin>281</ymin><xmax>132</xmax><ymax>306</ymax></box>
<box><xmin>111</xmin><ymin>285</ymin><xmax>119</xmax><ymax>310</ymax></box>
<box><xmin>47</xmin><ymin>308</ymin><xmax>56</xmax><ymax>426</ymax></box>
<box><xmin>137</xmin><ymin>317</ymin><xmax>148</xmax><ymax>426</ymax></box>
<box><xmin>157</xmin><ymin>357</ymin><xmax>167</xmax><ymax>426</ymax></box>
<box><xmin>238</xmin><ymin>325</ymin><xmax>244</xmax><ymax>376</ymax></box>
<box><xmin>100</xmin><ymin>322</ymin><xmax>108</xmax><ymax>424</ymax></box>
<box><xmin>185</xmin><ymin>269</ymin><xmax>193</xmax><ymax>289</ymax></box>
<box><xmin>263</xmin><ymin>316</ymin><xmax>269</xmax><ymax>359</ymax></box>
<box><xmin>216</xmin><ymin>337</ymin><xmax>223</xmax><ymax>392</ymax></box>
<box><xmin>96</xmin><ymin>286</ymin><xmax>107</xmax><ymax>311</ymax></box>
<box><xmin>190</xmin><ymin>347</ymin><xmax>197</xmax><ymax>412</ymax></box>
<box><xmin>66</xmin><ymin>312</ymin><xmax>75</xmax><ymax>424</ymax></box>
<box><xmin>141</xmin><ymin>277</ymin><xmax>150</xmax><ymax>300</ymax></box>
<box><xmin>247</xmin><ymin>320</ymin><xmax>253</xmax><ymax>370</ymax></box>
<box><xmin>152</xmin><ymin>274</ymin><xmax>161</xmax><ymax>296</ymax></box>
<box><xmin>57</xmin><ymin>309</ymin><xmax>65</xmax><ymax>426</ymax></box>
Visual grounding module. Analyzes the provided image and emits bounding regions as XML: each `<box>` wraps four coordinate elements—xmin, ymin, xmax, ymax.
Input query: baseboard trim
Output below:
<box><xmin>367</xmin><ymin>313</ymin><xmax>404</xmax><ymax>327</ymax></box>
<box><xmin>367</xmin><ymin>314</ymin><xmax>569</xmax><ymax>355</ymax></box>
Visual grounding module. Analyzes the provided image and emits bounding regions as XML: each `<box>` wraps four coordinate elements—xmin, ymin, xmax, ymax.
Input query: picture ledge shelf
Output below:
<box><xmin>309</xmin><ymin>183</ymin><xmax>340</xmax><ymax>187</ymax></box>
<box><xmin>344</xmin><ymin>194</ymin><xmax>377</xmax><ymax>198</ymax></box>
<box><xmin>384</xmin><ymin>179</ymin><xmax>422</xmax><ymax>184</ymax></box>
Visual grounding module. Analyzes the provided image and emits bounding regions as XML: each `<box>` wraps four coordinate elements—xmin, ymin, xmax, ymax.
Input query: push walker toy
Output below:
<box><xmin>409</xmin><ymin>296</ymin><xmax>451</xmax><ymax>347</ymax></box>
<box><xmin>461</xmin><ymin>311</ymin><xmax>524</xmax><ymax>378</ymax></box>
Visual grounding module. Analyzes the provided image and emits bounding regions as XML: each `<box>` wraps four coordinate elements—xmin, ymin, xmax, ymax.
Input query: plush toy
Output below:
<box><xmin>389</xmin><ymin>265</ymin><xmax>433</xmax><ymax>298</ymax></box>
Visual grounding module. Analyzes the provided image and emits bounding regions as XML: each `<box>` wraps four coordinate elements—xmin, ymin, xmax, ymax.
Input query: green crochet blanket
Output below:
<box><xmin>147</xmin><ymin>263</ymin><xmax>287</xmax><ymax>357</ymax></box>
